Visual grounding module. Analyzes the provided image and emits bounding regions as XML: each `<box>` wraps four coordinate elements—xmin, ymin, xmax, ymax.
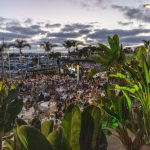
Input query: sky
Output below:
<box><xmin>0</xmin><ymin>0</ymin><xmax>150</xmax><ymax>52</ymax></box>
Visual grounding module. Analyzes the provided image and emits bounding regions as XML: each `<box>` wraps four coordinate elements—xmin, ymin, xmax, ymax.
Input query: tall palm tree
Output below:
<box><xmin>0</xmin><ymin>43</ymin><xmax>7</xmax><ymax>80</ymax></box>
<box><xmin>9</xmin><ymin>39</ymin><xmax>31</xmax><ymax>79</ymax></box>
<box><xmin>40</xmin><ymin>41</ymin><xmax>57</xmax><ymax>68</ymax></box>
<box><xmin>63</xmin><ymin>40</ymin><xmax>73</xmax><ymax>58</ymax></box>
<box><xmin>72</xmin><ymin>40</ymin><xmax>83</xmax><ymax>52</ymax></box>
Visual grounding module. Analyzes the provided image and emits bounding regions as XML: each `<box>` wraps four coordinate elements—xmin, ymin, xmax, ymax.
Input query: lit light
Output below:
<box><xmin>144</xmin><ymin>4</ymin><xmax>150</xmax><ymax>8</ymax></box>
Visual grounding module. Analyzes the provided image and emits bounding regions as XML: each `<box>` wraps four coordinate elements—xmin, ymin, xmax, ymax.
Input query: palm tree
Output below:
<box><xmin>78</xmin><ymin>45</ymin><xmax>97</xmax><ymax>59</ymax></box>
<box><xmin>9</xmin><ymin>39</ymin><xmax>31</xmax><ymax>79</ymax></box>
<box><xmin>78</xmin><ymin>47</ymin><xmax>89</xmax><ymax>59</ymax></box>
<box><xmin>63</xmin><ymin>40</ymin><xmax>73</xmax><ymax>58</ymax></box>
<box><xmin>40</xmin><ymin>41</ymin><xmax>57</xmax><ymax>68</ymax></box>
<box><xmin>89</xmin><ymin>34</ymin><xmax>125</xmax><ymax>82</ymax></box>
<box><xmin>0</xmin><ymin>43</ymin><xmax>7</xmax><ymax>80</ymax></box>
<box><xmin>72</xmin><ymin>40</ymin><xmax>83</xmax><ymax>51</ymax></box>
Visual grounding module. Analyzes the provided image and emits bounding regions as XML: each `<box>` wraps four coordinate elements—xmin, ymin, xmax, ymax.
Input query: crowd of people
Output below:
<box><xmin>8</xmin><ymin>70</ymin><xmax>106</xmax><ymax>124</ymax></box>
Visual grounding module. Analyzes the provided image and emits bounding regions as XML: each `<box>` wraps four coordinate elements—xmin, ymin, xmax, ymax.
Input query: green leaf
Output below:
<box><xmin>16</xmin><ymin>125</ymin><xmax>52</xmax><ymax>150</ymax></box>
<box><xmin>47</xmin><ymin>127</ymin><xmax>71</xmax><ymax>150</ymax></box>
<box><xmin>122</xmin><ymin>91</ymin><xmax>132</xmax><ymax>111</ymax></box>
<box><xmin>16</xmin><ymin>118</ymin><xmax>28</xmax><ymax>126</ymax></box>
<box><xmin>7</xmin><ymin>100</ymin><xmax>23</xmax><ymax>117</ymax></box>
<box><xmin>80</xmin><ymin>106</ymin><xmax>101</xmax><ymax>150</ymax></box>
<box><xmin>62</xmin><ymin>104</ymin><xmax>81</xmax><ymax>150</ymax></box>
<box><xmin>41</xmin><ymin>120</ymin><xmax>54</xmax><ymax>137</ymax></box>
<box><xmin>108</xmin><ymin>36</ymin><xmax>116</xmax><ymax>53</ymax></box>
<box><xmin>143</xmin><ymin>58</ymin><xmax>150</xmax><ymax>84</ymax></box>
<box><xmin>113</xmin><ymin>34</ymin><xmax>119</xmax><ymax>48</ymax></box>
<box><xmin>102</xmin><ymin>106</ymin><xmax>120</xmax><ymax>121</ymax></box>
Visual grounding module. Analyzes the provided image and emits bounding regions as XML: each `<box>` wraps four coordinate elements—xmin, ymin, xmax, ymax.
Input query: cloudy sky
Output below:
<box><xmin>0</xmin><ymin>0</ymin><xmax>150</xmax><ymax>51</ymax></box>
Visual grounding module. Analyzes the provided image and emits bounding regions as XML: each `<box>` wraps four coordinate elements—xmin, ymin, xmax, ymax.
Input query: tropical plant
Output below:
<box><xmin>9</xmin><ymin>39</ymin><xmax>31</xmax><ymax>79</ymax></box>
<box><xmin>92</xmin><ymin>34</ymin><xmax>125</xmax><ymax>70</ymax></box>
<box><xmin>88</xmin><ymin>34</ymin><xmax>125</xmax><ymax>83</ymax></box>
<box><xmin>0</xmin><ymin>80</ymin><xmax>23</xmax><ymax>150</ymax></box>
<box><xmin>11</xmin><ymin>104</ymin><xmax>107</xmax><ymax>150</ymax></box>
<box><xmin>90</xmin><ymin>34</ymin><xmax>150</xmax><ymax>149</ymax></box>
<box><xmin>94</xmin><ymin>83</ymin><xmax>147</xmax><ymax>150</ymax></box>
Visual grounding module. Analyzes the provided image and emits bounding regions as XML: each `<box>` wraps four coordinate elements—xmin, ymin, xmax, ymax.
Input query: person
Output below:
<box><xmin>38</xmin><ymin>92</ymin><xmax>44</xmax><ymax>102</ymax></box>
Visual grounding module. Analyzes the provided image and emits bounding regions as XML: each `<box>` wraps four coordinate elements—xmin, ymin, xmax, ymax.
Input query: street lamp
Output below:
<box><xmin>144</xmin><ymin>4</ymin><xmax>150</xmax><ymax>8</ymax></box>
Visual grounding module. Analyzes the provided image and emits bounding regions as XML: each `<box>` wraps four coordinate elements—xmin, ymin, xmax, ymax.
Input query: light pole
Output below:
<box><xmin>144</xmin><ymin>4</ymin><xmax>150</xmax><ymax>8</ymax></box>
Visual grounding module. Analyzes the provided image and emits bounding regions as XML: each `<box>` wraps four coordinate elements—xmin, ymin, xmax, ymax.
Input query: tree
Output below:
<box><xmin>78</xmin><ymin>45</ymin><xmax>97</xmax><ymax>59</ymax></box>
<box><xmin>0</xmin><ymin>43</ymin><xmax>7</xmax><ymax>80</ymax></box>
<box><xmin>71</xmin><ymin>40</ymin><xmax>83</xmax><ymax>52</ymax></box>
<box><xmin>63</xmin><ymin>40</ymin><xmax>73</xmax><ymax>59</ymax></box>
<box><xmin>40</xmin><ymin>41</ymin><xmax>57</xmax><ymax>68</ymax></box>
<box><xmin>9</xmin><ymin>39</ymin><xmax>31</xmax><ymax>79</ymax></box>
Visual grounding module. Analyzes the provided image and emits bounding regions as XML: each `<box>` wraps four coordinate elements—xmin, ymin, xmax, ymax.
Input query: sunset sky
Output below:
<box><xmin>0</xmin><ymin>0</ymin><xmax>150</xmax><ymax>52</ymax></box>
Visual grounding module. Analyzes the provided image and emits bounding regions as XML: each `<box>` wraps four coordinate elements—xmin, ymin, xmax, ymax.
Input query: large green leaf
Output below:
<box><xmin>41</xmin><ymin>120</ymin><xmax>54</xmax><ymax>137</ymax></box>
<box><xmin>16</xmin><ymin>125</ymin><xmax>52</xmax><ymax>150</ymax></box>
<box><xmin>108</xmin><ymin>36</ymin><xmax>116</xmax><ymax>54</ymax></box>
<box><xmin>7</xmin><ymin>100</ymin><xmax>23</xmax><ymax>117</ymax></box>
<box><xmin>15</xmin><ymin>118</ymin><xmax>28</xmax><ymax>126</ymax></box>
<box><xmin>47</xmin><ymin>127</ymin><xmax>71</xmax><ymax>150</ymax></box>
<box><xmin>113</xmin><ymin>34</ymin><xmax>119</xmax><ymax>49</ymax></box>
<box><xmin>80</xmin><ymin>106</ymin><xmax>101</xmax><ymax>150</ymax></box>
<box><xmin>62</xmin><ymin>104</ymin><xmax>81</xmax><ymax>150</ymax></box>
<box><xmin>143</xmin><ymin>57</ymin><xmax>150</xmax><ymax>84</ymax></box>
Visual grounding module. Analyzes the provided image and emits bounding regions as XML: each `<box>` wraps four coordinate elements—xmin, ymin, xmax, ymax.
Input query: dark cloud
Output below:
<box><xmin>118</xmin><ymin>21</ymin><xmax>133</xmax><ymax>26</ymax></box>
<box><xmin>6</xmin><ymin>20</ymin><xmax>21</xmax><ymax>27</ymax></box>
<box><xmin>37</xmin><ymin>21</ymin><xmax>45</xmax><ymax>25</ymax></box>
<box><xmin>79</xmin><ymin>29</ymin><xmax>91</xmax><ymax>34</ymax></box>
<box><xmin>6</xmin><ymin>25</ymin><xmax>46</xmax><ymax>36</ymax></box>
<box><xmin>0</xmin><ymin>32</ymin><xmax>29</xmax><ymax>42</ymax></box>
<box><xmin>88</xmin><ymin>28</ymin><xmax>150</xmax><ymax>39</ymax></box>
<box><xmin>47</xmin><ymin>32</ymin><xmax>80</xmax><ymax>39</ymax></box>
<box><xmin>112</xmin><ymin>5</ymin><xmax>150</xmax><ymax>23</ymax></box>
<box><xmin>24</xmin><ymin>18</ymin><xmax>33</xmax><ymax>24</ymax></box>
<box><xmin>69</xmin><ymin>0</ymin><xmax>105</xmax><ymax>8</ymax></box>
<box><xmin>122</xmin><ymin>35</ymin><xmax>150</xmax><ymax>45</ymax></box>
<box><xmin>87</xmin><ymin>28</ymin><xmax>150</xmax><ymax>44</ymax></box>
<box><xmin>61</xmin><ymin>23</ymin><xmax>92</xmax><ymax>32</ymax></box>
<box><xmin>45</xmin><ymin>23</ymin><xmax>61</xmax><ymax>28</ymax></box>
<box><xmin>0</xmin><ymin>16</ymin><xmax>149</xmax><ymax>46</ymax></box>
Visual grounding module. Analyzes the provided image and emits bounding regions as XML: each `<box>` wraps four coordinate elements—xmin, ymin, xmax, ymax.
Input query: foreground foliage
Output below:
<box><xmin>3</xmin><ymin>104</ymin><xmax>107</xmax><ymax>150</ymax></box>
